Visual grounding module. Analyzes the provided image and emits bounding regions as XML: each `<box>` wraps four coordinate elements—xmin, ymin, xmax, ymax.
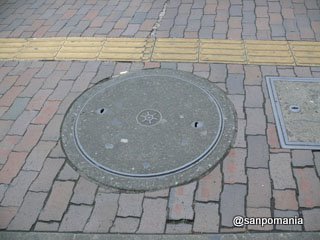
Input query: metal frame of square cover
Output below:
<box><xmin>266</xmin><ymin>76</ymin><xmax>320</xmax><ymax>150</ymax></box>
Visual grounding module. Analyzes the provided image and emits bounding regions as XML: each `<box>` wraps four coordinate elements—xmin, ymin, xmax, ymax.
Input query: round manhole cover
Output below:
<box><xmin>61</xmin><ymin>69</ymin><xmax>236</xmax><ymax>191</ymax></box>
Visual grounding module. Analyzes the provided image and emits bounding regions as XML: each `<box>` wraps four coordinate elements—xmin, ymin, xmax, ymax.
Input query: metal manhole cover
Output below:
<box><xmin>61</xmin><ymin>69</ymin><xmax>236</xmax><ymax>191</ymax></box>
<box><xmin>266</xmin><ymin>77</ymin><xmax>320</xmax><ymax>149</ymax></box>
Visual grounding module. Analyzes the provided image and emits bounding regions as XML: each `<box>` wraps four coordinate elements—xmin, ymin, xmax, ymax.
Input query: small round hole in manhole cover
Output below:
<box><xmin>61</xmin><ymin>69</ymin><xmax>236</xmax><ymax>191</ymax></box>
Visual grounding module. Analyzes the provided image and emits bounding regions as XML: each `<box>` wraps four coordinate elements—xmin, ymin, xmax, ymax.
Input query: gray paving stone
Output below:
<box><xmin>1</xmin><ymin>98</ymin><xmax>30</xmax><ymax>120</ymax></box>
<box><xmin>278</xmin><ymin>68</ymin><xmax>295</xmax><ymax>77</ymax></box>
<box><xmin>62</xmin><ymin>62</ymin><xmax>85</xmax><ymax>80</ymax></box>
<box><xmin>170</xmin><ymin>26</ymin><xmax>185</xmax><ymax>37</ymax></box>
<box><xmin>91</xmin><ymin>63</ymin><xmax>115</xmax><ymax>83</ymax></box>
<box><xmin>23</xmin><ymin>141</ymin><xmax>56</xmax><ymax>171</ymax></box>
<box><xmin>192</xmin><ymin>0</ymin><xmax>206</xmax><ymax>9</ymax></box>
<box><xmin>48</xmin><ymin>81</ymin><xmax>73</xmax><ymax>101</ymax></box>
<box><xmin>246</xmin><ymin>108</ymin><xmax>266</xmax><ymax>135</ymax></box>
<box><xmin>214</xmin><ymin>21</ymin><xmax>228</xmax><ymax>34</ymax></box>
<box><xmin>131</xmin><ymin>12</ymin><xmax>147</xmax><ymax>24</ymax></box>
<box><xmin>110</xmin><ymin>217</ymin><xmax>140</xmax><ymax>233</ymax></box>
<box><xmin>293</xmin><ymin>66</ymin><xmax>313</xmax><ymax>77</ymax></box>
<box><xmin>193</xmin><ymin>202</ymin><xmax>219</xmax><ymax>233</ymax></box>
<box><xmin>261</xmin><ymin>65</ymin><xmax>278</xmax><ymax>77</ymax></box>
<box><xmin>8</xmin><ymin>62</ymin><xmax>30</xmax><ymax>76</ymax></box>
<box><xmin>42</xmin><ymin>114</ymin><xmax>64</xmax><ymax>141</ymax></box>
<box><xmin>168</xmin><ymin>182</ymin><xmax>196</xmax><ymax>220</ymax></box>
<box><xmin>303</xmin><ymin>208</ymin><xmax>320</xmax><ymax>231</ymax></box>
<box><xmin>228</xmin><ymin>95</ymin><xmax>245</xmax><ymax>119</ymax></box>
<box><xmin>39</xmin><ymin>181</ymin><xmax>75</xmax><ymax>221</ymax></box>
<box><xmin>226</xmin><ymin>74</ymin><xmax>244</xmax><ymax>94</ymax></box>
<box><xmin>193</xmin><ymin>71</ymin><xmax>209</xmax><ymax>78</ymax></box>
<box><xmin>244</xmin><ymin>65</ymin><xmax>262</xmax><ymax>85</ymax></box>
<box><xmin>292</xmin><ymin>150</ymin><xmax>314</xmax><ymax>167</ymax></box>
<box><xmin>49</xmin><ymin>20</ymin><xmax>67</xmax><ymax>32</ymax></box>
<box><xmin>247</xmin><ymin>168</ymin><xmax>271</xmax><ymax>208</ymax></box>
<box><xmin>165</xmin><ymin>8</ymin><xmax>178</xmax><ymax>19</ymax></box>
<box><xmin>242</xmin><ymin>23</ymin><xmax>257</xmax><ymax>36</ymax></box>
<box><xmin>175</xmin><ymin>15</ymin><xmax>189</xmax><ymax>25</ymax></box>
<box><xmin>84</xmin><ymin>193</ymin><xmax>119</xmax><ymax>232</ymax></box>
<box><xmin>186</xmin><ymin>19</ymin><xmax>201</xmax><ymax>31</ymax></box>
<box><xmin>19</xmin><ymin>78</ymin><xmax>43</xmax><ymax>98</ymax></box>
<box><xmin>117</xmin><ymin>193</ymin><xmax>144</xmax><ymax>217</ymax></box>
<box><xmin>1</xmin><ymin>171</ymin><xmax>38</xmax><ymax>207</ymax></box>
<box><xmin>179</xmin><ymin>4</ymin><xmax>192</xmax><ymax>14</ymax></box>
<box><xmin>243</xmin><ymin>0</ymin><xmax>255</xmax><ymax>11</ymax></box>
<box><xmin>71</xmin><ymin>177</ymin><xmax>97</xmax><ymax>205</ymax></box>
<box><xmin>122</xmin><ymin>24</ymin><xmax>140</xmax><ymax>35</ymax></box>
<box><xmin>30</xmin><ymin>158</ymin><xmax>64</xmax><ymax>192</ymax></box>
<box><xmin>73</xmin><ymin>20</ymin><xmax>90</xmax><ymax>33</ymax></box>
<box><xmin>314</xmin><ymin>151</ymin><xmax>320</xmax><ymax>176</ymax></box>
<box><xmin>144</xmin><ymin>189</ymin><xmax>169</xmax><ymax>198</ymax></box>
<box><xmin>245</xmin><ymin>86</ymin><xmax>264</xmax><ymax>108</ymax></box>
<box><xmin>58</xmin><ymin>164</ymin><xmax>79</xmax><ymax>181</ymax></box>
<box><xmin>84</xmin><ymin>61</ymin><xmax>101</xmax><ymax>73</ymax></box>
<box><xmin>234</xmin><ymin>119</ymin><xmax>247</xmax><ymax>147</ymax></box>
<box><xmin>247</xmin><ymin>135</ymin><xmax>269</xmax><ymax>168</ymax></box>
<box><xmin>8</xmin><ymin>111</ymin><xmax>37</xmax><ymax>135</ymax></box>
<box><xmin>230</xmin><ymin>5</ymin><xmax>242</xmax><ymax>16</ymax></box>
<box><xmin>7</xmin><ymin>191</ymin><xmax>47</xmax><ymax>230</ymax></box>
<box><xmin>138</xmin><ymin>198</ymin><xmax>167</xmax><ymax>233</ymax></box>
<box><xmin>274</xmin><ymin>210</ymin><xmax>302</xmax><ymax>231</ymax></box>
<box><xmin>0</xmin><ymin>184</ymin><xmax>8</xmax><ymax>203</ymax></box>
<box><xmin>247</xmin><ymin>208</ymin><xmax>273</xmax><ymax>231</ymax></box>
<box><xmin>59</xmin><ymin>205</ymin><xmax>93</xmax><ymax>232</ymax></box>
<box><xmin>35</xmin><ymin>62</ymin><xmax>57</xmax><ymax>78</ymax></box>
<box><xmin>42</xmin><ymin>71</ymin><xmax>66</xmax><ymax>89</ymax></box>
<box><xmin>283</xmin><ymin>19</ymin><xmax>299</xmax><ymax>32</ymax></box>
<box><xmin>35</xmin><ymin>222</ymin><xmax>59</xmax><ymax>232</ymax></box>
<box><xmin>201</xmin><ymin>15</ymin><xmax>215</xmax><ymax>27</ymax></box>
<box><xmin>270</xmin><ymin>153</ymin><xmax>296</xmax><ymax>190</ymax></box>
<box><xmin>209</xmin><ymin>64</ymin><xmax>227</xmax><ymax>83</ymax></box>
<box><xmin>189</xmin><ymin>9</ymin><xmax>203</xmax><ymax>20</ymax></box>
<box><xmin>271</xmin><ymin>24</ymin><xmax>286</xmax><ymax>37</ymax></box>
<box><xmin>220</xmin><ymin>184</ymin><xmax>246</xmax><ymax>227</ymax></box>
<box><xmin>160</xmin><ymin>62</ymin><xmax>177</xmax><ymax>70</ymax></box>
<box><xmin>165</xmin><ymin>223</ymin><xmax>192</xmax><ymax>233</ymax></box>
<box><xmin>199</xmin><ymin>27</ymin><xmax>213</xmax><ymax>38</ymax></box>
<box><xmin>242</xmin><ymin>11</ymin><xmax>256</xmax><ymax>24</ymax></box>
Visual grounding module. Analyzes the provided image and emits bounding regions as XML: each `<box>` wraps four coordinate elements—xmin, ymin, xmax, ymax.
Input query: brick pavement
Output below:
<box><xmin>0</xmin><ymin>0</ymin><xmax>320</xmax><ymax>235</ymax></box>
<box><xmin>0</xmin><ymin>0</ymin><xmax>319</xmax><ymax>41</ymax></box>
<box><xmin>0</xmin><ymin>60</ymin><xmax>320</xmax><ymax>233</ymax></box>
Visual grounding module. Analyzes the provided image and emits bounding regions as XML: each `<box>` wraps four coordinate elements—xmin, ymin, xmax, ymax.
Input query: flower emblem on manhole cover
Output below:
<box><xmin>137</xmin><ymin>109</ymin><xmax>162</xmax><ymax>126</ymax></box>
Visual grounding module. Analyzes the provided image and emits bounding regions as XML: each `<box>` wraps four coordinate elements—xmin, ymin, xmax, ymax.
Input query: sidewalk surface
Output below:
<box><xmin>0</xmin><ymin>0</ymin><xmax>320</xmax><ymax>236</ymax></box>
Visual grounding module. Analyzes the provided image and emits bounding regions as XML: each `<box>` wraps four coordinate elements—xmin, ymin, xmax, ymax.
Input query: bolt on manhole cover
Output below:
<box><xmin>266</xmin><ymin>77</ymin><xmax>320</xmax><ymax>149</ymax></box>
<box><xmin>61</xmin><ymin>69</ymin><xmax>236</xmax><ymax>191</ymax></box>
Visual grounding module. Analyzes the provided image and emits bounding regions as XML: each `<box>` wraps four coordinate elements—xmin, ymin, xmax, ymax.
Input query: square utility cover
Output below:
<box><xmin>266</xmin><ymin>77</ymin><xmax>320</xmax><ymax>149</ymax></box>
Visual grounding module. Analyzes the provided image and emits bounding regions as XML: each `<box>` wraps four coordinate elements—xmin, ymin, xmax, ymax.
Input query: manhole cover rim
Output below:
<box><xmin>61</xmin><ymin>69</ymin><xmax>237</xmax><ymax>191</ymax></box>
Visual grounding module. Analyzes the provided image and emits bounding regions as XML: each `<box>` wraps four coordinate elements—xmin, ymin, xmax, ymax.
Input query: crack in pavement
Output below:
<box><xmin>150</xmin><ymin>1</ymin><xmax>168</xmax><ymax>38</ymax></box>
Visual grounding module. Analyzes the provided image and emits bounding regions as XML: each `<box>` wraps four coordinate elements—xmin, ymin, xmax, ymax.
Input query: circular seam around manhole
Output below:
<box><xmin>61</xmin><ymin>69</ymin><xmax>237</xmax><ymax>191</ymax></box>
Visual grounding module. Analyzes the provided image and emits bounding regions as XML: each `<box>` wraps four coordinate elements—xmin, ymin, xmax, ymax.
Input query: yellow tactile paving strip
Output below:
<box><xmin>0</xmin><ymin>37</ymin><xmax>319</xmax><ymax>66</ymax></box>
